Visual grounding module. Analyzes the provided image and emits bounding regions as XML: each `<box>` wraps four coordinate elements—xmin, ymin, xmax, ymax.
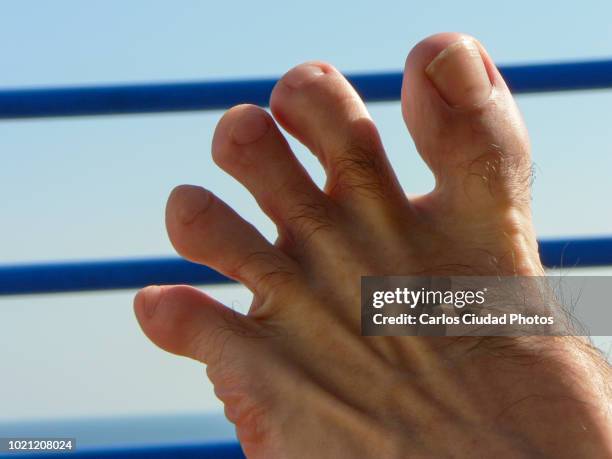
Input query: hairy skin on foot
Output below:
<box><xmin>135</xmin><ymin>33</ymin><xmax>612</xmax><ymax>458</ymax></box>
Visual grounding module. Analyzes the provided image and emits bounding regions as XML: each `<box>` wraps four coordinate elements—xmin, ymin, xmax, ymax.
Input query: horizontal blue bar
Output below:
<box><xmin>0</xmin><ymin>442</ymin><xmax>244</xmax><ymax>459</ymax></box>
<box><xmin>537</xmin><ymin>236</ymin><xmax>612</xmax><ymax>269</ymax></box>
<box><xmin>1</xmin><ymin>237</ymin><xmax>611</xmax><ymax>295</ymax></box>
<box><xmin>1</xmin><ymin>59</ymin><xmax>611</xmax><ymax>119</ymax></box>
<box><xmin>0</xmin><ymin>258</ymin><xmax>232</xmax><ymax>295</ymax></box>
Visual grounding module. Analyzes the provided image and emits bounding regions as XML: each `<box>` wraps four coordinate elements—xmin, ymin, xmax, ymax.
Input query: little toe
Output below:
<box><xmin>134</xmin><ymin>284</ymin><xmax>255</xmax><ymax>364</ymax></box>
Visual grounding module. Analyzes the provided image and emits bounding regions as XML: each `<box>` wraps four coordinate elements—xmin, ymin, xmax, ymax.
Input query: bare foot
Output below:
<box><xmin>134</xmin><ymin>33</ymin><xmax>612</xmax><ymax>458</ymax></box>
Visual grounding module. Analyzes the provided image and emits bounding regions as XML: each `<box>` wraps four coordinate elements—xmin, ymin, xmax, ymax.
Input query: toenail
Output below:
<box><xmin>175</xmin><ymin>185</ymin><xmax>212</xmax><ymax>225</ymax></box>
<box><xmin>282</xmin><ymin>64</ymin><xmax>326</xmax><ymax>89</ymax></box>
<box><xmin>425</xmin><ymin>38</ymin><xmax>492</xmax><ymax>109</ymax></box>
<box><xmin>136</xmin><ymin>286</ymin><xmax>162</xmax><ymax>318</ymax></box>
<box><xmin>230</xmin><ymin>108</ymin><xmax>270</xmax><ymax>145</ymax></box>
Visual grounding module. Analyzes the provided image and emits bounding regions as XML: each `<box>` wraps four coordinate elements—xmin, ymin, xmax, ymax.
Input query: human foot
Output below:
<box><xmin>135</xmin><ymin>33</ymin><xmax>612</xmax><ymax>458</ymax></box>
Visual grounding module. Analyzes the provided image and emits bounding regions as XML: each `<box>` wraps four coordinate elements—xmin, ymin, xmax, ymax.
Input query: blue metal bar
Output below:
<box><xmin>0</xmin><ymin>258</ymin><xmax>231</xmax><ymax>295</ymax></box>
<box><xmin>1</xmin><ymin>237</ymin><xmax>611</xmax><ymax>296</ymax></box>
<box><xmin>0</xmin><ymin>442</ymin><xmax>244</xmax><ymax>459</ymax></box>
<box><xmin>537</xmin><ymin>236</ymin><xmax>612</xmax><ymax>268</ymax></box>
<box><xmin>1</xmin><ymin>59</ymin><xmax>611</xmax><ymax>119</ymax></box>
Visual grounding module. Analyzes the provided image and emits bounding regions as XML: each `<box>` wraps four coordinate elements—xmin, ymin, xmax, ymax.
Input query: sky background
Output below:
<box><xmin>1</xmin><ymin>0</ymin><xmax>611</xmax><ymax>434</ymax></box>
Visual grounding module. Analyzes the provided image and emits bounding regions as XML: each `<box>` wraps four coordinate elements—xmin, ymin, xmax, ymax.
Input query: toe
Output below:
<box><xmin>270</xmin><ymin>62</ymin><xmax>408</xmax><ymax>219</ymax></box>
<box><xmin>134</xmin><ymin>284</ymin><xmax>258</xmax><ymax>364</ymax></box>
<box><xmin>134</xmin><ymin>283</ymin><xmax>280</xmax><ymax>454</ymax></box>
<box><xmin>402</xmin><ymin>33</ymin><xmax>532</xmax><ymax>220</ymax></box>
<box><xmin>212</xmin><ymin>104</ymin><xmax>333</xmax><ymax>247</ymax></box>
<box><xmin>165</xmin><ymin>185</ymin><xmax>298</xmax><ymax>302</ymax></box>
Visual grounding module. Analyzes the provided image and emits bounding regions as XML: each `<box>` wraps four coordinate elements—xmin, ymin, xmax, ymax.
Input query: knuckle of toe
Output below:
<box><xmin>328</xmin><ymin>139</ymin><xmax>389</xmax><ymax>201</ymax></box>
<box><xmin>458</xmin><ymin>141</ymin><xmax>533</xmax><ymax>206</ymax></box>
<box><xmin>191</xmin><ymin>314</ymin><xmax>249</xmax><ymax>365</ymax></box>
<box><xmin>453</xmin><ymin>100</ymin><xmax>532</xmax><ymax>203</ymax></box>
<box><xmin>252</xmin><ymin>267</ymin><xmax>297</xmax><ymax>301</ymax></box>
<box><xmin>285</xmin><ymin>199</ymin><xmax>334</xmax><ymax>242</ymax></box>
<box><xmin>231</xmin><ymin>251</ymin><xmax>297</xmax><ymax>296</ymax></box>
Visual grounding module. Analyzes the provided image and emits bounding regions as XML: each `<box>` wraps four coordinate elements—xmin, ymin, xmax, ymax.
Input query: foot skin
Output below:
<box><xmin>135</xmin><ymin>33</ymin><xmax>612</xmax><ymax>458</ymax></box>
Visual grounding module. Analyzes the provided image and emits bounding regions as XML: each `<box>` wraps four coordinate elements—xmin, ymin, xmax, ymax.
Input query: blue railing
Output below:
<box><xmin>0</xmin><ymin>442</ymin><xmax>245</xmax><ymax>459</ymax></box>
<box><xmin>1</xmin><ymin>236</ymin><xmax>612</xmax><ymax>295</ymax></box>
<box><xmin>2</xmin><ymin>59</ymin><xmax>612</xmax><ymax>119</ymax></box>
<box><xmin>2</xmin><ymin>58</ymin><xmax>612</xmax><ymax>458</ymax></box>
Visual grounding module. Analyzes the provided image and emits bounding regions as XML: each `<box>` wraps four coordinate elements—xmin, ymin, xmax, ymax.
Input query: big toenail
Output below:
<box><xmin>230</xmin><ymin>108</ymin><xmax>270</xmax><ymax>145</ymax></box>
<box><xmin>282</xmin><ymin>64</ymin><xmax>326</xmax><ymax>89</ymax></box>
<box><xmin>425</xmin><ymin>39</ymin><xmax>492</xmax><ymax>108</ymax></box>
<box><xmin>176</xmin><ymin>185</ymin><xmax>212</xmax><ymax>225</ymax></box>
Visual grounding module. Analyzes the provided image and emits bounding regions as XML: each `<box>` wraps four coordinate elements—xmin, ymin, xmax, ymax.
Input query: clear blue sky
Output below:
<box><xmin>1</xmin><ymin>0</ymin><xmax>611</xmax><ymax>423</ymax></box>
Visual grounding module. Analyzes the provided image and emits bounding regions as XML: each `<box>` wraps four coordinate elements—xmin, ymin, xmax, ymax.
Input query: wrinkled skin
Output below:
<box><xmin>135</xmin><ymin>33</ymin><xmax>612</xmax><ymax>458</ymax></box>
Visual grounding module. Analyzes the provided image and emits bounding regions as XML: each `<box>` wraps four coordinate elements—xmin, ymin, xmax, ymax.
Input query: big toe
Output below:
<box><xmin>402</xmin><ymin>33</ymin><xmax>540</xmax><ymax>274</ymax></box>
<box><xmin>402</xmin><ymin>33</ymin><xmax>532</xmax><ymax>219</ymax></box>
